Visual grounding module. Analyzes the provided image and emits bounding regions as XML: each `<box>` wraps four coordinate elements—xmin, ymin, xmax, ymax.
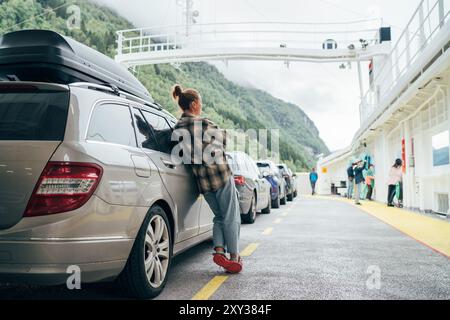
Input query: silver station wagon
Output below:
<box><xmin>0</xmin><ymin>30</ymin><xmax>214</xmax><ymax>299</ymax></box>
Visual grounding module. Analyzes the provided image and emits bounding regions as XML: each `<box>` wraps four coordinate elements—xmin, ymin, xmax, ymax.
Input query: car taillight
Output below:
<box><xmin>24</xmin><ymin>162</ymin><xmax>103</xmax><ymax>217</ymax></box>
<box><xmin>234</xmin><ymin>175</ymin><xmax>246</xmax><ymax>186</ymax></box>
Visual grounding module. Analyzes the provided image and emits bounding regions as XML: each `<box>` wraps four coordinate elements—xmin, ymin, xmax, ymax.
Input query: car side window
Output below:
<box><xmin>87</xmin><ymin>103</ymin><xmax>136</xmax><ymax>147</ymax></box>
<box><xmin>131</xmin><ymin>108</ymin><xmax>160</xmax><ymax>151</ymax></box>
<box><xmin>141</xmin><ymin>110</ymin><xmax>173</xmax><ymax>154</ymax></box>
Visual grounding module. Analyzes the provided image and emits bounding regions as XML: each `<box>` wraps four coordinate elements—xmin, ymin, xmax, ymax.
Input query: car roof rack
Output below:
<box><xmin>70</xmin><ymin>82</ymin><xmax>162</xmax><ymax>110</ymax></box>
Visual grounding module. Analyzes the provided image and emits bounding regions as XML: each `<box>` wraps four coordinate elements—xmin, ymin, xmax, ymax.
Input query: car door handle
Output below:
<box><xmin>162</xmin><ymin>159</ymin><xmax>177</xmax><ymax>169</ymax></box>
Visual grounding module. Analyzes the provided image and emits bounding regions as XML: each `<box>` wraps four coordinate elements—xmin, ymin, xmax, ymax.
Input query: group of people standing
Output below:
<box><xmin>346</xmin><ymin>160</ymin><xmax>375</xmax><ymax>205</ymax></box>
<box><xmin>346</xmin><ymin>158</ymin><xmax>403</xmax><ymax>207</ymax></box>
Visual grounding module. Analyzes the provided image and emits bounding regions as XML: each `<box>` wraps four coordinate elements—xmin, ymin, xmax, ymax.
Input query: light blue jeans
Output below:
<box><xmin>204</xmin><ymin>177</ymin><xmax>241</xmax><ymax>254</ymax></box>
<box><xmin>354</xmin><ymin>182</ymin><xmax>362</xmax><ymax>204</ymax></box>
<box><xmin>347</xmin><ymin>180</ymin><xmax>354</xmax><ymax>199</ymax></box>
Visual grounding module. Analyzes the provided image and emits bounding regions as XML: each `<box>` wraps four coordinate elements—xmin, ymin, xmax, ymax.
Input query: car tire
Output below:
<box><xmin>241</xmin><ymin>194</ymin><xmax>257</xmax><ymax>224</ymax></box>
<box><xmin>280</xmin><ymin>195</ymin><xmax>287</xmax><ymax>205</ymax></box>
<box><xmin>272</xmin><ymin>194</ymin><xmax>280</xmax><ymax>209</ymax></box>
<box><xmin>118</xmin><ymin>205</ymin><xmax>173</xmax><ymax>299</ymax></box>
<box><xmin>287</xmin><ymin>193</ymin><xmax>294</xmax><ymax>202</ymax></box>
<box><xmin>262</xmin><ymin>196</ymin><xmax>271</xmax><ymax>214</ymax></box>
<box><xmin>294</xmin><ymin>190</ymin><xmax>298</xmax><ymax>198</ymax></box>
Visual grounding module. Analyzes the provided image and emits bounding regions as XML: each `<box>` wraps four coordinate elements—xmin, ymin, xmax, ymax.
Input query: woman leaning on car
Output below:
<box><xmin>171</xmin><ymin>84</ymin><xmax>243</xmax><ymax>274</ymax></box>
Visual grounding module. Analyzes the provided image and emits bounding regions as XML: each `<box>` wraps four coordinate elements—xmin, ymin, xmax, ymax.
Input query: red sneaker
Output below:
<box><xmin>213</xmin><ymin>254</ymin><xmax>243</xmax><ymax>274</ymax></box>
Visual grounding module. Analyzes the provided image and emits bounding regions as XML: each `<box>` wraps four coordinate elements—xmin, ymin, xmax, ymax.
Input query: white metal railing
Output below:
<box><xmin>116</xmin><ymin>20</ymin><xmax>383</xmax><ymax>58</ymax></box>
<box><xmin>360</xmin><ymin>0</ymin><xmax>450</xmax><ymax>125</ymax></box>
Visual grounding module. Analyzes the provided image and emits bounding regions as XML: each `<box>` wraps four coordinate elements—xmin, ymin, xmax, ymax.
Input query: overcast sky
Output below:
<box><xmin>94</xmin><ymin>0</ymin><xmax>421</xmax><ymax>151</ymax></box>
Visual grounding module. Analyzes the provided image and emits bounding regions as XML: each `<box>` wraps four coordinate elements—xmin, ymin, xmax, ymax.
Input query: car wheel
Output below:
<box><xmin>241</xmin><ymin>194</ymin><xmax>257</xmax><ymax>224</ymax></box>
<box><xmin>118</xmin><ymin>205</ymin><xmax>172</xmax><ymax>299</ymax></box>
<box><xmin>272</xmin><ymin>194</ymin><xmax>280</xmax><ymax>209</ymax></box>
<box><xmin>262</xmin><ymin>196</ymin><xmax>271</xmax><ymax>214</ymax></box>
<box><xmin>280</xmin><ymin>193</ymin><xmax>287</xmax><ymax>205</ymax></box>
<box><xmin>287</xmin><ymin>193</ymin><xmax>294</xmax><ymax>202</ymax></box>
<box><xmin>294</xmin><ymin>190</ymin><xmax>298</xmax><ymax>198</ymax></box>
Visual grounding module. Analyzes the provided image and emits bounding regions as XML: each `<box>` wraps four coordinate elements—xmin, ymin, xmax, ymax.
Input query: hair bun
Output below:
<box><xmin>173</xmin><ymin>85</ymin><xmax>183</xmax><ymax>99</ymax></box>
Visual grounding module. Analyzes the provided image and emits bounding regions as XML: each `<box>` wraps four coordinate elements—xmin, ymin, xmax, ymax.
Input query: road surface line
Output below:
<box><xmin>281</xmin><ymin>212</ymin><xmax>289</xmax><ymax>217</ymax></box>
<box><xmin>240</xmin><ymin>243</ymin><xmax>260</xmax><ymax>257</ymax></box>
<box><xmin>274</xmin><ymin>218</ymin><xmax>283</xmax><ymax>224</ymax></box>
<box><xmin>191</xmin><ymin>276</ymin><xmax>229</xmax><ymax>300</ymax></box>
<box><xmin>262</xmin><ymin>227</ymin><xmax>274</xmax><ymax>235</ymax></box>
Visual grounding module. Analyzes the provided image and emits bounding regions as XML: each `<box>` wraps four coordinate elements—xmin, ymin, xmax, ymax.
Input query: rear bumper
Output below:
<box><xmin>0</xmin><ymin>238</ymin><xmax>133</xmax><ymax>285</ymax></box>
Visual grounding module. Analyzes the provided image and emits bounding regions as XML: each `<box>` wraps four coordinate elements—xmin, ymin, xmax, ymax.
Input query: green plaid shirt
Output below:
<box><xmin>174</xmin><ymin>113</ymin><xmax>232</xmax><ymax>194</ymax></box>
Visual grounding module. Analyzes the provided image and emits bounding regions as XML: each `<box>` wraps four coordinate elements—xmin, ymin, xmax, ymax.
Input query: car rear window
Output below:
<box><xmin>257</xmin><ymin>163</ymin><xmax>270</xmax><ymax>173</ymax></box>
<box><xmin>227</xmin><ymin>154</ymin><xmax>239</xmax><ymax>172</ymax></box>
<box><xmin>0</xmin><ymin>88</ymin><xmax>69</xmax><ymax>141</ymax></box>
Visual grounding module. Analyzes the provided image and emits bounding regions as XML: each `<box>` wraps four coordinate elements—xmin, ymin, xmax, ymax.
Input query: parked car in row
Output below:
<box><xmin>0</xmin><ymin>30</ymin><xmax>216</xmax><ymax>299</ymax></box>
<box><xmin>227</xmin><ymin>152</ymin><xmax>272</xmax><ymax>224</ymax></box>
<box><xmin>278</xmin><ymin>164</ymin><xmax>296</xmax><ymax>202</ymax></box>
<box><xmin>256</xmin><ymin>160</ymin><xmax>287</xmax><ymax>208</ymax></box>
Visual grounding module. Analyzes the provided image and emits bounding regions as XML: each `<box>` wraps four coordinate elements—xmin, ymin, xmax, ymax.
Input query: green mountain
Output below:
<box><xmin>0</xmin><ymin>0</ymin><xmax>329</xmax><ymax>170</ymax></box>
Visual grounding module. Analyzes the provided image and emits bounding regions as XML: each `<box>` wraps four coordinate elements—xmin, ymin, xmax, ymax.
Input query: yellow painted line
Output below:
<box><xmin>274</xmin><ymin>218</ymin><xmax>283</xmax><ymax>224</ymax></box>
<box><xmin>240</xmin><ymin>243</ymin><xmax>260</xmax><ymax>257</ymax></box>
<box><xmin>311</xmin><ymin>195</ymin><xmax>450</xmax><ymax>258</ymax></box>
<box><xmin>262</xmin><ymin>227</ymin><xmax>274</xmax><ymax>235</ymax></box>
<box><xmin>191</xmin><ymin>276</ymin><xmax>229</xmax><ymax>300</ymax></box>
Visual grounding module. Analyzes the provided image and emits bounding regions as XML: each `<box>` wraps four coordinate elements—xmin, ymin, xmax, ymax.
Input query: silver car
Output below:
<box><xmin>0</xmin><ymin>81</ymin><xmax>214</xmax><ymax>298</ymax></box>
<box><xmin>227</xmin><ymin>152</ymin><xmax>272</xmax><ymax>224</ymax></box>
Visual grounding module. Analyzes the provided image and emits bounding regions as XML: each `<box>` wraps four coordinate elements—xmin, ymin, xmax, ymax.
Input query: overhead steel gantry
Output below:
<box><xmin>115</xmin><ymin>20</ymin><xmax>391</xmax><ymax>67</ymax></box>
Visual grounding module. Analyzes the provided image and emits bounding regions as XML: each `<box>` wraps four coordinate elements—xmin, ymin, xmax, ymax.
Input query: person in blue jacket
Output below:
<box><xmin>353</xmin><ymin>159</ymin><xmax>366</xmax><ymax>205</ymax></box>
<box><xmin>347</xmin><ymin>163</ymin><xmax>355</xmax><ymax>199</ymax></box>
<box><xmin>309</xmin><ymin>168</ymin><xmax>319</xmax><ymax>195</ymax></box>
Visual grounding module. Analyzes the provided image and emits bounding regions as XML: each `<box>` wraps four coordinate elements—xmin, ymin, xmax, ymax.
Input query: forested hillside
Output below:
<box><xmin>0</xmin><ymin>0</ymin><xmax>329</xmax><ymax>170</ymax></box>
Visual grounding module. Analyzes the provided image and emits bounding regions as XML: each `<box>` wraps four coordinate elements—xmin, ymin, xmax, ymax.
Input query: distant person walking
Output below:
<box><xmin>387</xmin><ymin>159</ymin><xmax>403</xmax><ymax>207</ymax></box>
<box><xmin>365</xmin><ymin>164</ymin><xmax>375</xmax><ymax>201</ymax></box>
<box><xmin>309</xmin><ymin>168</ymin><xmax>318</xmax><ymax>195</ymax></box>
<box><xmin>353</xmin><ymin>159</ymin><xmax>365</xmax><ymax>205</ymax></box>
<box><xmin>347</xmin><ymin>163</ymin><xmax>355</xmax><ymax>199</ymax></box>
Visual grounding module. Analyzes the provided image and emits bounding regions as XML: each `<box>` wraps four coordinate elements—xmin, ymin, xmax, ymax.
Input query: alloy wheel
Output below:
<box><xmin>144</xmin><ymin>215</ymin><xmax>170</xmax><ymax>288</ymax></box>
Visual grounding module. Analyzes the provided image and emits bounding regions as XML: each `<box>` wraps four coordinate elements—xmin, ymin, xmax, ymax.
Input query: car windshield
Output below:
<box><xmin>257</xmin><ymin>163</ymin><xmax>271</xmax><ymax>175</ymax></box>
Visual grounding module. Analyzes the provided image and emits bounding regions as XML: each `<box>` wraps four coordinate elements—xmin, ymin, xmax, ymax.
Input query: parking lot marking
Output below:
<box><xmin>281</xmin><ymin>212</ymin><xmax>289</xmax><ymax>217</ymax></box>
<box><xmin>191</xmin><ymin>276</ymin><xmax>228</xmax><ymax>300</ymax></box>
<box><xmin>241</xmin><ymin>243</ymin><xmax>260</xmax><ymax>257</ymax></box>
<box><xmin>262</xmin><ymin>227</ymin><xmax>274</xmax><ymax>235</ymax></box>
<box><xmin>274</xmin><ymin>218</ymin><xmax>283</xmax><ymax>224</ymax></box>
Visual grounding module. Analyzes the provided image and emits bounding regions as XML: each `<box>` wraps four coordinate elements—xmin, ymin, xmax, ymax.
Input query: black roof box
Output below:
<box><xmin>0</xmin><ymin>29</ymin><xmax>153</xmax><ymax>103</ymax></box>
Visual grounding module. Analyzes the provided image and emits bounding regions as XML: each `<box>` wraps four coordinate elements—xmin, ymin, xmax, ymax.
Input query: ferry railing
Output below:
<box><xmin>360</xmin><ymin>0</ymin><xmax>450</xmax><ymax>125</ymax></box>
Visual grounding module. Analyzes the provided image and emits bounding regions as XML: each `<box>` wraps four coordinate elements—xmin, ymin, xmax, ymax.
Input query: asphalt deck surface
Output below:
<box><xmin>1</xmin><ymin>197</ymin><xmax>449</xmax><ymax>300</ymax></box>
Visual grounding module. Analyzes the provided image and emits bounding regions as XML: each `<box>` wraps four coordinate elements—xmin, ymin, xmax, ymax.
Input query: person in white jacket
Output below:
<box><xmin>387</xmin><ymin>159</ymin><xmax>403</xmax><ymax>207</ymax></box>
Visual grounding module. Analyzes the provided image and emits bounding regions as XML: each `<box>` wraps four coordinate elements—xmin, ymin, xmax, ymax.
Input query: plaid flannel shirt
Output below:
<box><xmin>174</xmin><ymin>113</ymin><xmax>232</xmax><ymax>194</ymax></box>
